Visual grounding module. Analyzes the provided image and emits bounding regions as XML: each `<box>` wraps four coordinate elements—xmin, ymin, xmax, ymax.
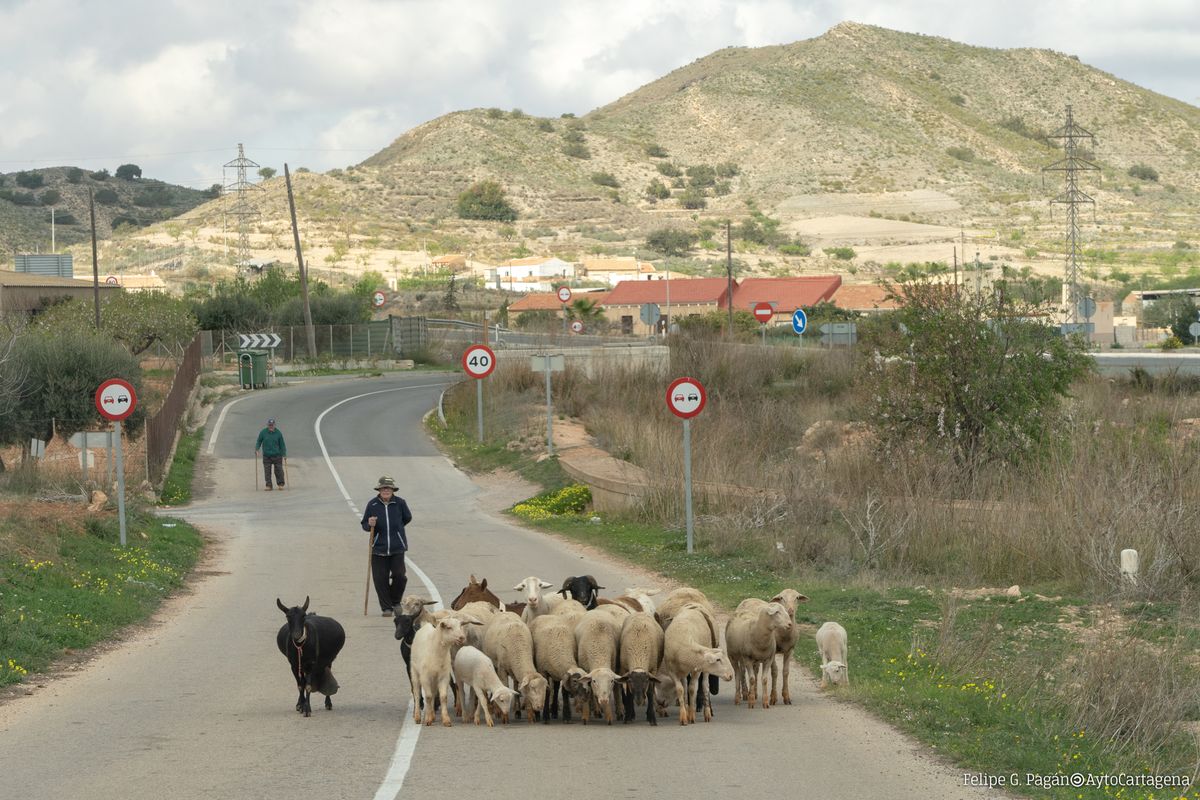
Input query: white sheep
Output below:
<box><xmin>618</xmin><ymin>611</ymin><xmax>665</xmax><ymax>724</ymax></box>
<box><xmin>814</xmin><ymin>621</ymin><xmax>848</xmax><ymax>688</ymax></box>
<box><xmin>452</xmin><ymin>600</ymin><xmax>500</xmax><ymax>651</ymax></box>
<box><xmin>530</xmin><ymin>614</ymin><xmax>590</xmax><ymax>722</ymax></box>
<box><xmin>574</xmin><ymin>609</ymin><xmax>623</xmax><ymax>724</ymax></box>
<box><xmin>550</xmin><ymin>597</ymin><xmax>587</xmax><ymax>629</ymax></box>
<box><xmin>655</xmin><ymin>587</ymin><xmax>716</xmax><ymax>634</ymax></box>
<box><xmin>661</xmin><ymin>604</ymin><xmax>734</xmax><ymax>725</ymax></box>
<box><xmin>725</xmin><ymin>600</ymin><xmax>792</xmax><ymax>709</ymax></box>
<box><xmin>410</xmin><ymin>615</ymin><xmax>480</xmax><ymax>727</ymax></box>
<box><xmin>482</xmin><ymin>611</ymin><xmax>549</xmax><ymax>722</ymax></box>
<box><xmin>451</xmin><ymin>645</ymin><xmax>518</xmax><ymax>727</ymax></box>
<box><xmin>623</xmin><ymin>586</ymin><xmax>661</xmax><ymax>616</ymax></box>
<box><xmin>766</xmin><ymin>588</ymin><xmax>809</xmax><ymax>705</ymax></box>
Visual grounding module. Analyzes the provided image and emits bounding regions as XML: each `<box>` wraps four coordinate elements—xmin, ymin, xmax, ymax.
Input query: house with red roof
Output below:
<box><xmin>830</xmin><ymin>283</ymin><xmax>902</xmax><ymax>314</ymax></box>
<box><xmin>731</xmin><ymin>276</ymin><xmax>842</xmax><ymax>323</ymax></box>
<box><xmin>509</xmin><ymin>290</ymin><xmax>610</xmax><ymax>320</ymax></box>
<box><xmin>602</xmin><ymin>277</ymin><xmax>733</xmax><ymax>334</ymax></box>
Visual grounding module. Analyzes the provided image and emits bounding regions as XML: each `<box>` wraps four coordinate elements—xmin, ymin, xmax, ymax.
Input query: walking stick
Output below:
<box><xmin>254</xmin><ymin>453</ymin><xmax>259</xmax><ymax>491</ymax></box>
<box><xmin>283</xmin><ymin>457</ymin><xmax>289</xmax><ymax>488</ymax></box>
<box><xmin>364</xmin><ymin>522</ymin><xmax>375</xmax><ymax>616</ymax></box>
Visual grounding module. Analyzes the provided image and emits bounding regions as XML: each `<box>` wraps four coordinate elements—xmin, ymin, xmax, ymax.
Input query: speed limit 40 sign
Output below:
<box><xmin>461</xmin><ymin>344</ymin><xmax>497</xmax><ymax>379</ymax></box>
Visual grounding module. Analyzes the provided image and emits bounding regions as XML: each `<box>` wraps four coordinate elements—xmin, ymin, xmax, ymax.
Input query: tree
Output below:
<box><xmin>645</xmin><ymin>228</ymin><xmax>698</xmax><ymax>257</ymax></box>
<box><xmin>1141</xmin><ymin>294</ymin><xmax>1197</xmax><ymax>342</ymax></box>
<box><xmin>34</xmin><ymin>291</ymin><xmax>199</xmax><ymax>356</ymax></box>
<box><xmin>258</xmin><ymin>167</ymin><xmax>277</xmax><ymax>180</ymax></box>
<box><xmin>15</xmin><ymin>171</ymin><xmax>44</xmax><ymax>189</ymax></box>
<box><xmin>90</xmin><ymin>168</ymin><xmax>110</xmax><ymax>181</ymax></box>
<box><xmin>443</xmin><ymin>275</ymin><xmax>460</xmax><ymax>312</ymax></box>
<box><xmin>0</xmin><ymin>328</ymin><xmax>144</xmax><ymax>453</ymax></box>
<box><xmin>455</xmin><ymin>181</ymin><xmax>517</xmax><ymax>222</ymax></box>
<box><xmin>566</xmin><ymin>298</ymin><xmax>605</xmax><ymax>327</ymax></box>
<box><xmin>115</xmin><ymin>163</ymin><xmax>142</xmax><ymax>180</ymax></box>
<box><xmin>94</xmin><ymin>188</ymin><xmax>119</xmax><ymax>205</ymax></box>
<box><xmin>39</xmin><ymin>189</ymin><xmax>62</xmax><ymax>206</ymax></box>
<box><xmin>862</xmin><ymin>280</ymin><xmax>1092</xmax><ymax>468</ymax></box>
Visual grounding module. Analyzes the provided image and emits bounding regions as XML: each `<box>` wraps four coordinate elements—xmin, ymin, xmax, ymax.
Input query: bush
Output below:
<box><xmin>646</xmin><ymin>228</ymin><xmax>699</xmax><ymax>257</ymax></box>
<box><xmin>90</xmin><ymin>169</ymin><xmax>109</xmax><ymax>181</ymax></box>
<box><xmin>455</xmin><ymin>180</ymin><xmax>517</xmax><ymax>222</ymax></box>
<box><xmin>1128</xmin><ymin>163</ymin><xmax>1159</xmax><ymax>182</ymax></box>
<box><xmin>562</xmin><ymin>142</ymin><xmax>591</xmax><ymax>159</ymax></box>
<box><xmin>39</xmin><ymin>189</ymin><xmax>61</xmax><ymax>206</ymax></box>
<box><xmin>1161</xmin><ymin>335</ymin><xmax>1183</xmax><ymax>350</ymax></box>
<box><xmin>949</xmin><ymin>94</ymin><xmax>966</xmax><ymax>106</ymax></box>
<box><xmin>115</xmin><ymin>164</ymin><xmax>142</xmax><ymax>180</ymax></box>
<box><xmin>686</xmin><ymin>164</ymin><xmax>716</xmax><ymax>188</ymax></box>
<box><xmin>678</xmin><ymin>187</ymin><xmax>707</xmax><ymax>209</ymax></box>
<box><xmin>536</xmin><ymin>119</ymin><xmax>554</xmax><ymax>132</ymax></box>
<box><xmin>946</xmin><ymin>146</ymin><xmax>975</xmax><ymax>162</ymax></box>
<box><xmin>510</xmin><ymin>108</ymin><xmax>525</xmax><ymax>119</ymax></box>
<box><xmin>644</xmin><ymin>143</ymin><xmax>668</xmax><ymax>158</ymax></box>
<box><xmin>656</xmin><ymin>162</ymin><xmax>682</xmax><ymax>178</ymax></box>
<box><xmin>645</xmin><ymin>179</ymin><xmax>670</xmax><ymax>200</ymax></box>
<box><xmin>133</xmin><ymin>185</ymin><xmax>173</xmax><ymax>207</ymax></box>
<box><xmin>94</xmin><ymin>188</ymin><xmax>119</xmax><ymax>205</ymax></box>
<box><xmin>485</xmin><ymin>107</ymin><xmax>504</xmax><ymax>119</ymax></box>
<box><xmin>512</xmin><ymin>484</ymin><xmax>592</xmax><ymax>520</ymax></box>
<box><xmin>823</xmin><ymin>246</ymin><xmax>856</xmax><ymax>260</ymax></box>
<box><xmin>66</xmin><ymin>167</ymin><xmax>85</xmax><ymax>184</ymax></box>
<box><xmin>590</xmin><ymin>171</ymin><xmax>619</xmax><ymax>188</ymax></box>
<box><xmin>716</xmin><ymin>161</ymin><xmax>739</xmax><ymax>178</ymax></box>
<box><xmin>15</xmin><ymin>171</ymin><xmax>44</xmax><ymax>189</ymax></box>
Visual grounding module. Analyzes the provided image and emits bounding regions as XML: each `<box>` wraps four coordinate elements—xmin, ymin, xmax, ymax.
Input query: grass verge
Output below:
<box><xmin>158</xmin><ymin>426</ymin><xmax>203</xmax><ymax>506</ymax></box>
<box><xmin>0</xmin><ymin>503</ymin><xmax>203</xmax><ymax>689</ymax></box>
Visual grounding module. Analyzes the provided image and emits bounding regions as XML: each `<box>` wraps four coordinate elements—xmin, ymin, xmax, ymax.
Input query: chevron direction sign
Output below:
<box><xmin>238</xmin><ymin>333</ymin><xmax>282</xmax><ymax>348</ymax></box>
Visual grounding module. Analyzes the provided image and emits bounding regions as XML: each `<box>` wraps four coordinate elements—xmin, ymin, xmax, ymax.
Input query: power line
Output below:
<box><xmin>222</xmin><ymin>144</ymin><xmax>261</xmax><ymax>269</ymax></box>
<box><xmin>1044</xmin><ymin>104</ymin><xmax>1100</xmax><ymax>324</ymax></box>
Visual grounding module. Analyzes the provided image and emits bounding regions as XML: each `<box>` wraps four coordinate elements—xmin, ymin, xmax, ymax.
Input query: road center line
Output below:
<box><xmin>313</xmin><ymin>380</ymin><xmax>451</xmax><ymax>800</ymax></box>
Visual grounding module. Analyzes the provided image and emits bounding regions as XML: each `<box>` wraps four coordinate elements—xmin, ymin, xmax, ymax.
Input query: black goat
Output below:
<box><xmin>559</xmin><ymin>575</ymin><xmax>604</xmax><ymax>610</ymax></box>
<box><xmin>276</xmin><ymin>597</ymin><xmax>345</xmax><ymax>717</ymax></box>
<box><xmin>619</xmin><ymin>670</ymin><xmax>663</xmax><ymax>725</ymax></box>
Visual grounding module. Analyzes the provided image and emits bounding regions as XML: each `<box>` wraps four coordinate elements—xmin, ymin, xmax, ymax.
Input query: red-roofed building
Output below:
<box><xmin>731</xmin><ymin>276</ymin><xmax>842</xmax><ymax>322</ymax></box>
<box><xmin>509</xmin><ymin>291</ymin><xmax>609</xmax><ymax>318</ymax></box>
<box><xmin>830</xmin><ymin>283</ymin><xmax>901</xmax><ymax>314</ymax></box>
<box><xmin>602</xmin><ymin>277</ymin><xmax>732</xmax><ymax>334</ymax></box>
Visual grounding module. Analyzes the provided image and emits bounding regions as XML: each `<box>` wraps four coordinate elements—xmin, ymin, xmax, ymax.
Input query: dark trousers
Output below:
<box><xmin>371</xmin><ymin>552</ymin><xmax>407</xmax><ymax>611</ymax></box>
<box><xmin>262</xmin><ymin>455</ymin><xmax>284</xmax><ymax>487</ymax></box>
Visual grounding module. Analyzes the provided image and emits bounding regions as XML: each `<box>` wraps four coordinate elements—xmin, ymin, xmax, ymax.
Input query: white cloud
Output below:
<box><xmin>0</xmin><ymin>0</ymin><xmax>1195</xmax><ymax>183</ymax></box>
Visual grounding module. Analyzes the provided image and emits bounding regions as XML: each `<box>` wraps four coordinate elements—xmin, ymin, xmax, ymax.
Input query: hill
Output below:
<box><xmin>68</xmin><ymin>23</ymin><xmax>1200</xmax><ymax>295</ymax></box>
<box><xmin>0</xmin><ymin>166</ymin><xmax>213</xmax><ymax>264</ymax></box>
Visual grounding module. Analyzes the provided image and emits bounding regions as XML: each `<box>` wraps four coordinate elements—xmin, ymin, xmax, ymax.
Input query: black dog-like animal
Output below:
<box><xmin>276</xmin><ymin>597</ymin><xmax>346</xmax><ymax>717</ymax></box>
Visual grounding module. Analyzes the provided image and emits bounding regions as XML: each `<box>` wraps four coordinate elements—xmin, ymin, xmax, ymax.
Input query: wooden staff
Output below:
<box><xmin>364</xmin><ymin>521</ymin><xmax>375</xmax><ymax>616</ymax></box>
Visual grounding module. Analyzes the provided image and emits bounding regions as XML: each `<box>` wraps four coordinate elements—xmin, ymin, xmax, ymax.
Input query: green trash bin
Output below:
<box><xmin>237</xmin><ymin>349</ymin><xmax>270</xmax><ymax>389</ymax></box>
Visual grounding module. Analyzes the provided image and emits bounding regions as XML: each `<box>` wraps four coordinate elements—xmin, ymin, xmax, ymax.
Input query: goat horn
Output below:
<box><xmin>276</xmin><ymin>598</ymin><xmax>287</xmax><ymax>613</ymax></box>
<box><xmin>302</xmin><ymin>596</ymin><xmax>310</xmax><ymax>613</ymax></box>
<box><xmin>561</xmin><ymin>577</ymin><xmax>575</xmax><ymax>592</ymax></box>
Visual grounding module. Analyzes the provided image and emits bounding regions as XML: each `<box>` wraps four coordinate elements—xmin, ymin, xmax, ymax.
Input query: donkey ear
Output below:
<box><xmin>479</xmin><ymin>578</ymin><xmax>488</xmax><ymax>590</ymax></box>
<box><xmin>276</xmin><ymin>598</ymin><xmax>287</xmax><ymax>613</ymax></box>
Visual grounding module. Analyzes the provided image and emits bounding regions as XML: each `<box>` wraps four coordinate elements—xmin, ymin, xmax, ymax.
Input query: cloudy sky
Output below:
<box><xmin>1</xmin><ymin>0</ymin><xmax>1196</xmax><ymax>188</ymax></box>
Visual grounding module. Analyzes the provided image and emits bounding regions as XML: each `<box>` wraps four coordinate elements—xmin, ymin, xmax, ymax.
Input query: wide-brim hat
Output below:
<box><xmin>375</xmin><ymin>476</ymin><xmax>397</xmax><ymax>490</ymax></box>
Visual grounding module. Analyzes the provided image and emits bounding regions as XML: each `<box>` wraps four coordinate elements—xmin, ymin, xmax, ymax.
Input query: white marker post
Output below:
<box><xmin>666</xmin><ymin>377</ymin><xmax>707</xmax><ymax>553</ymax></box>
<box><xmin>95</xmin><ymin>378</ymin><xmax>138</xmax><ymax>546</ymax></box>
<box><xmin>461</xmin><ymin>344</ymin><xmax>496</xmax><ymax>443</ymax></box>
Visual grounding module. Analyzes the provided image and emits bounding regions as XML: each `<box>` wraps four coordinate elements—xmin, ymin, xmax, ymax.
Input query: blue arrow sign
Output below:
<box><xmin>791</xmin><ymin>309</ymin><xmax>808</xmax><ymax>335</ymax></box>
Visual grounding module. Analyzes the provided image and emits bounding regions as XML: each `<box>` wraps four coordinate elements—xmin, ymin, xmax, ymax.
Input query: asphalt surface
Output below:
<box><xmin>0</xmin><ymin>372</ymin><xmax>1004</xmax><ymax>800</ymax></box>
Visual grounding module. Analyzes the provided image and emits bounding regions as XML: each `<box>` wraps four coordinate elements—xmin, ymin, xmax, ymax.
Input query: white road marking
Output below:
<box><xmin>313</xmin><ymin>381</ymin><xmax>451</xmax><ymax>800</ymax></box>
<box><xmin>205</xmin><ymin>394</ymin><xmax>253</xmax><ymax>455</ymax></box>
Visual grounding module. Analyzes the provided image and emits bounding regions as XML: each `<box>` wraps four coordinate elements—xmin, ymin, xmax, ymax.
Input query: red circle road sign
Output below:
<box><xmin>557</xmin><ymin>286</ymin><xmax>572</xmax><ymax>303</ymax></box>
<box><xmin>461</xmin><ymin>344</ymin><xmax>497</xmax><ymax>379</ymax></box>
<box><xmin>571</xmin><ymin>320</ymin><xmax>584</xmax><ymax>333</ymax></box>
<box><xmin>372</xmin><ymin>291</ymin><xmax>386</xmax><ymax>307</ymax></box>
<box><xmin>752</xmin><ymin>302</ymin><xmax>774</xmax><ymax>323</ymax></box>
<box><xmin>95</xmin><ymin>378</ymin><xmax>138</xmax><ymax>422</ymax></box>
<box><xmin>105</xmin><ymin>276</ymin><xmax>119</xmax><ymax>285</ymax></box>
<box><xmin>666</xmin><ymin>376</ymin><xmax>706</xmax><ymax>419</ymax></box>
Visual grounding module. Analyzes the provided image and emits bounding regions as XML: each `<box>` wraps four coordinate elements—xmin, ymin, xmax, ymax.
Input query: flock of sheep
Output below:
<box><xmin>395</xmin><ymin>574</ymin><xmax>850</xmax><ymax>727</ymax></box>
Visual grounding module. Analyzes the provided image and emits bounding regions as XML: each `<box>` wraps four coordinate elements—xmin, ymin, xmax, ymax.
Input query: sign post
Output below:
<box><xmin>666</xmin><ymin>377</ymin><xmax>707</xmax><ymax>554</ymax></box>
<box><xmin>531</xmin><ymin>354</ymin><xmax>566</xmax><ymax>455</ymax></box>
<box><xmin>462</xmin><ymin>344</ymin><xmax>496</xmax><ymax>443</ymax></box>
<box><xmin>557</xmin><ymin>286</ymin><xmax>572</xmax><ymax>335</ymax></box>
<box><xmin>791</xmin><ymin>309</ymin><xmax>808</xmax><ymax>349</ymax></box>
<box><xmin>753</xmin><ymin>302</ymin><xmax>774</xmax><ymax>344</ymax></box>
<box><xmin>95</xmin><ymin>378</ymin><xmax>137</xmax><ymax>546</ymax></box>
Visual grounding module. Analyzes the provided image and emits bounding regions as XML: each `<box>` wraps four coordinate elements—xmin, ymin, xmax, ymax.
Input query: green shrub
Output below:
<box><xmin>512</xmin><ymin>484</ymin><xmax>592</xmax><ymax>520</ymax></box>
<box><xmin>485</xmin><ymin>107</ymin><xmax>504</xmax><ymax>119</ymax></box>
<box><xmin>823</xmin><ymin>246</ymin><xmax>856</xmax><ymax>260</ymax></box>
<box><xmin>39</xmin><ymin>189</ymin><xmax>62</xmax><ymax>206</ymax></box>
<box><xmin>946</xmin><ymin>146</ymin><xmax>975</xmax><ymax>162</ymax></box>
<box><xmin>15</xmin><ymin>171</ymin><xmax>44</xmax><ymax>189</ymax></box>
<box><xmin>590</xmin><ymin>171</ymin><xmax>619</xmax><ymax>188</ymax></box>
<box><xmin>716</xmin><ymin>161</ymin><xmax>739</xmax><ymax>178</ymax></box>
<box><xmin>94</xmin><ymin>188</ymin><xmax>119</xmax><ymax>205</ymax></box>
<box><xmin>656</xmin><ymin>162</ymin><xmax>682</xmax><ymax>178</ymax></box>
<box><xmin>686</xmin><ymin>164</ymin><xmax>716</xmax><ymax>188</ymax></box>
<box><xmin>644</xmin><ymin>143</ymin><xmax>668</xmax><ymax>158</ymax></box>
<box><xmin>536</xmin><ymin>119</ymin><xmax>554</xmax><ymax>132</ymax></box>
<box><xmin>949</xmin><ymin>94</ymin><xmax>966</xmax><ymax>106</ymax></box>
<box><xmin>455</xmin><ymin>180</ymin><xmax>517</xmax><ymax>221</ymax></box>
<box><xmin>679</xmin><ymin>187</ymin><xmax>707</xmax><ymax>209</ymax></box>
<box><xmin>1161</xmin><ymin>335</ymin><xmax>1183</xmax><ymax>350</ymax></box>
<box><xmin>1128</xmin><ymin>163</ymin><xmax>1159</xmax><ymax>182</ymax></box>
<box><xmin>645</xmin><ymin>179</ymin><xmax>670</xmax><ymax>200</ymax></box>
<box><xmin>563</xmin><ymin>143</ymin><xmax>591</xmax><ymax>159</ymax></box>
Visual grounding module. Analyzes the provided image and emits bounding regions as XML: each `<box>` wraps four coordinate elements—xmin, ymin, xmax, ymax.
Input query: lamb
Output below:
<box><xmin>393</xmin><ymin>596</ymin><xmax>438</xmax><ymax>683</ymax></box>
<box><xmin>618</xmin><ymin>612</ymin><xmax>665</xmax><ymax>725</ymax></box>
<box><xmin>767</xmin><ymin>588</ymin><xmax>809</xmax><ymax>705</ymax></box>
<box><xmin>574</xmin><ymin>609</ymin><xmax>623</xmax><ymax>724</ymax></box>
<box><xmin>530</xmin><ymin>615</ymin><xmax>590</xmax><ymax>723</ymax></box>
<box><xmin>655</xmin><ymin>587</ymin><xmax>721</xmax><ymax>711</ymax></box>
<box><xmin>482</xmin><ymin>611</ymin><xmax>548</xmax><ymax>722</ymax></box>
<box><xmin>815</xmin><ymin>621</ymin><xmax>849</xmax><ymax>688</ymax></box>
<box><xmin>660</xmin><ymin>603</ymin><xmax>734</xmax><ymax>725</ymax></box>
<box><xmin>725</xmin><ymin>600</ymin><xmax>792</xmax><ymax>709</ymax></box>
<box><xmin>451</xmin><ymin>645</ymin><xmax>518</xmax><ymax>727</ymax></box>
<box><xmin>410</xmin><ymin>615</ymin><xmax>481</xmax><ymax>727</ymax></box>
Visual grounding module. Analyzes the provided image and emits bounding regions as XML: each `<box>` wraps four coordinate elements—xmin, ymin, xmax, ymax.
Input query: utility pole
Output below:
<box><xmin>50</xmin><ymin>207</ymin><xmax>56</xmax><ymax>252</ymax></box>
<box><xmin>89</xmin><ymin>188</ymin><xmax>100</xmax><ymax>330</ymax></box>
<box><xmin>223</xmin><ymin>143</ymin><xmax>260</xmax><ymax>270</ymax></box>
<box><xmin>284</xmin><ymin>164</ymin><xmax>317</xmax><ymax>359</ymax></box>
<box><xmin>725</xmin><ymin>220</ymin><xmax>734</xmax><ymax>338</ymax></box>
<box><xmin>1044</xmin><ymin>105</ymin><xmax>1099</xmax><ymax>324</ymax></box>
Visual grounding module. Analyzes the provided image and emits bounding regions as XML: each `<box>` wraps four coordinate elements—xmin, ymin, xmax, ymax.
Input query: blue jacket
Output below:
<box><xmin>361</xmin><ymin>495</ymin><xmax>412</xmax><ymax>556</ymax></box>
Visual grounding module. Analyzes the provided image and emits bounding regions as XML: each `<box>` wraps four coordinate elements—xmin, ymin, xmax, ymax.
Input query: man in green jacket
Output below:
<box><xmin>254</xmin><ymin>417</ymin><xmax>287</xmax><ymax>490</ymax></box>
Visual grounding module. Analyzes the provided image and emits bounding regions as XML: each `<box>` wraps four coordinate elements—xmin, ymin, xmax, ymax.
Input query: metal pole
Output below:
<box><xmin>683</xmin><ymin>418</ymin><xmax>693</xmax><ymax>554</ymax></box>
<box><xmin>726</xmin><ymin>221</ymin><xmax>734</xmax><ymax>338</ymax></box>
<box><xmin>90</xmin><ymin>189</ymin><xmax>100</xmax><ymax>330</ymax></box>
<box><xmin>114</xmin><ymin>421</ymin><xmax>127</xmax><ymax>547</ymax></box>
<box><xmin>107</xmin><ymin>435</ymin><xmax>114</xmax><ymax>488</ymax></box>
<box><xmin>81</xmin><ymin>431</ymin><xmax>88</xmax><ymax>486</ymax></box>
<box><xmin>284</xmin><ymin>164</ymin><xmax>317</xmax><ymax>359</ymax></box>
<box><xmin>476</xmin><ymin>379</ymin><xmax>484</xmax><ymax>443</ymax></box>
<box><xmin>545</xmin><ymin>358</ymin><xmax>554</xmax><ymax>456</ymax></box>
<box><xmin>762</xmin><ymin>324</ymin><xmax>766</xmax><ymax>345</ymax></box>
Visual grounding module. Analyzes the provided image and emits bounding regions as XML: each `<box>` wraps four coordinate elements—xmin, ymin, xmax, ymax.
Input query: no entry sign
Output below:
<box><xmin>95</xmin><ymin>378</ymin><xmax>137</xmax><ymax>422</ymax></box>
<box><xmin>666</xmin><ymin>377</ymin><xmax>706</xmax><ymax>419</ymax></box>
<box><xmin>752</xmin><ymin>302</ymin><xmax>773</xmax><ymax>323</ymax></box>
<box><xmin>461</xmin><ymin>344</ymin><xmax>497</xmax><ymax>378</ymax></box>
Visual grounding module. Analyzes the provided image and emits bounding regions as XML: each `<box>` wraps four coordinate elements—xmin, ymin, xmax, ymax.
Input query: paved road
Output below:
<box><xmin>0</xmin><ymin>372</ymin><xmax>1001</xmax><ymax>800</ymax></box>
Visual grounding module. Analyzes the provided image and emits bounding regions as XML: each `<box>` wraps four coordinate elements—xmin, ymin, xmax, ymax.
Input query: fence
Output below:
<box><xmin>206</xmin><ymin>318</ymin><xmax>427</xmax><ymax>363</ymax></box>
<box><xmin>145</xmin><ymin>333</ymin><xmax>202</xmax><ymax>483</ymax></box>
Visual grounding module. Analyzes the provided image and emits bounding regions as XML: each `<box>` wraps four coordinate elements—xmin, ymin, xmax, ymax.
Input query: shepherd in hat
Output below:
<box><xmin>254</xmin><ymin>418</ymin><xmax>287</xmax><ymax>490</ymax></box>
<box><xmin>360</xmin><ymin>476</ymin><xmax>412</xmax><ymax>616</ymax></box>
